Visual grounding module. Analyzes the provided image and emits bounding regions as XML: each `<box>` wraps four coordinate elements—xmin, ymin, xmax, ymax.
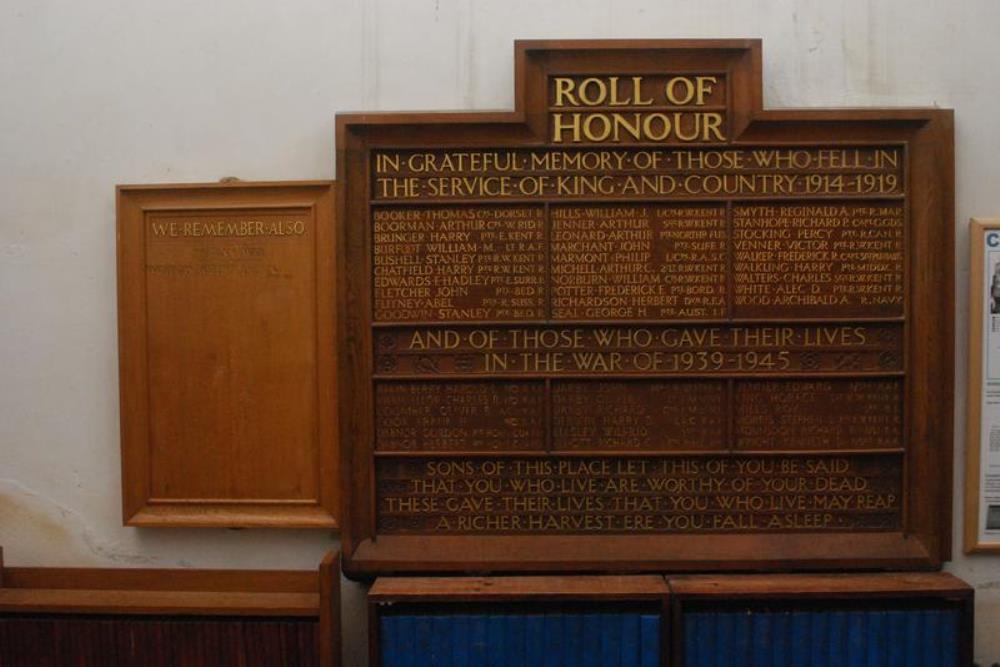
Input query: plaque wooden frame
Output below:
<box><xmin>337</xmin><ymin>40</ymin><xmax>954</xmax><ymax>576</ymax></box>
<box><xmin>117</xmin><ymin>181</ymin><xmax>338</xmax><ymax>528</ymax></box>
<box><xmin>964</xmin><ymin>218</ymin><xmax>1000</xmax><ymax>553</ymax></box>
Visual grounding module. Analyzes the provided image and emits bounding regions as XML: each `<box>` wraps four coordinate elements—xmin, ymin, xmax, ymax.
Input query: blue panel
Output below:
<box><xmin>940</xmin><ymin>609</ymin><xmax>959</xmax><ymax>667</ymax></box>
<box><xmin>790</xmin><ymin>612</ymin><xmax>810</xmax><ymax>667</ymax></box>
<box><xmin>485</xmin><ymin>614</ymin><xmax>506</xmax><ymax>667</ymax></box>
<box><xmin>846</xmin><ymin>611</ymin><xmax>865</xmax><ymax>666</ymax></box>
<box><xmin>508</xmin><ymin>614</ymin><xmax>526</xmax><ymax>667</ymax></box>
<box><xmin>683</xmin><ymin>614</ymin><xmax>701</xmax><ymax>667</ymax></box>
<box><xmin>470</xmin><ymin>615</ymin><xmax>488</xmax><ymax>665</ymax></box>
<box><xmin>828</xmin><ymin>611</ymin><xmax>848</xmax><ymax>665</ymax></box>
<box><xmin>381</xmin><ymin>604</ymin><xmax>963</xmax><ymax>667</ymax></box>
<box><xmin>380</xmin><ymin>615</ymin><xmax>399</xmax><ymax>667</ymax></box>
<box><xmin>810</xmin><ymin>610</ymin><xmax>828</xmax><ymax>667</ymax></box>
<box><xmin>581</xmin><ymin>614</ymin><xmax>601</xmax><ymax>667</ymax></box>
<box><xmin>751</xmin><ymin>612</ymin><xmax>772</xmax><ymax>667</ymax></box>
<box><xmin>524</xmin><ymin>614</ymin><xmax>544</xmax><ymax>667</ymax></box>
<box><xmin>679</xmin><ymin>606</ymin><xmax>963</xmax><ymax>667</ymax></box>
<box><xmin>450</xmin><ymin>615</ymin><xmax>470</xmax><ymax>667</ymax></box>
<box><xmin>562</xmin><ymin>614</ymin><xmax>582</xmax><ymax>666</ymax></box>
<box><xmin>865</xmin><ymin>611</ymin><xmax>886</xmax><ymax>667</ymax></box>
<box><xmin>379</xmin><ymin>607</ymin><xmax>664</xmax><ymax>667</ymax></box>
<box><xmin>886</xmin><ymin>611</ymin><xmax>907</xmax><ymax>667</ymax></box>
<box><xmin>639</xmin><ymin>614</ymin><xmax>660</xmax><ymax>667</ymax></box>
<box><xmin>714</xmin><ymin>611</ymin><xmax>734</xmax><ymax>667</ymax></box>
<box><xmin>701</xmin><ymin>612</ymin><xmax>717</xmax><ymax>667</ymax></box>
<box><xmin>416</xmin><ymin>616</ymin><xmax>432</xmax><ymax>666</ymax></box>
<box><xmin>599</xmin><ymin>613</ymin><xmax>621</xmax><ymax>667</ymax></box>
<box><xmin>620</xmin><ymin>610</ymin><xmax>640</xmax><ymax>666</ymax></box>
<box><xmin>541</xmin><ymin>614</ymin><xmax>561</xmax><ymax>667</ymax></box>
<box><xmin>733</xmin><ymin>613</ymin><xmax>752</xmax><ymax>667</ymax></box>
<box><xmin>771</xmin><ymin>611</ymin><xmax>788</xmax><ymax>667</ymax></box>
<box><xmin>397</xmin><ymin>615</ymin><xmax>416</xmax><ymax>667</ymax></box>
<box><xmin>904</xmin><ymin>609</ymin><xmax>921</xmax><ymax>667</ymax></box>
<box><xmin>430</xmin><ymin>615</ymin><xmax>449</xmax><ymax>666</ymax></box>
<box><xmin>923</xmin><ymin>609</ymin><xmax>941</xmax><ymax>667</ymax></box>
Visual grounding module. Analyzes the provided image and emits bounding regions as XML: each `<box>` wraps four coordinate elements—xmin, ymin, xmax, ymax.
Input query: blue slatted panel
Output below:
<box><xmin>682</xmin><ymin>608</ymin><xmax>961</xmax><ymax>667</ymax></box>
<box><xmin>380</xmin><ymin>610</ymin><xmax>660</xmax><ymax>667</ymax></box>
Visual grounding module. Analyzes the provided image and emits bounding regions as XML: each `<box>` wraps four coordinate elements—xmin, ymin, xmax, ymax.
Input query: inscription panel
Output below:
<box><xmin>548</xmin><ymin>73</ymin><xmax>728</xmax><ymax>145</ymax></box>
<box><xmin>372</xmin><ymin>197</ymin><xmax>906</xmax><ymax>322</ymax></box>
<box><xmin>553</xmin><ymin>380</ymin><xmax>725</xmax><ymax>451</ymax></box>
<box><xmin>551</xmin><ymin>204</ymin><xmax>726</xmax><ymax>319</ymax></box>
<box><xmin>372</xmin><ymin>147</ymin><xmax>904</xmax><ymax>201</ymax></box>
<box><xmin>373</xmin><ymin>205</ymin><xmax>545</xmax><ymax>322</ymax></box>
<box><xmin>732</xmin><ymin>202</ymin><xmax>905</xmax><ymax>317</ymax></box>
<box><xmin>376</xmin><ymin>455</ymin><xmax>902</xmax><ymax>534</ymax></box>
<box><xmin>734</xmin><ymin>379</ymin><xmax>903</xmax><ymax>451</ymax></box>
<box><xmin>375</xmin><ymin>381</ymin><xmax>545</xmax><ymax>452</ymax></box>
<box><xmin>374</xmin><ymin>323</ymin><xmax>903</xmax><ymax>376</ymax></box>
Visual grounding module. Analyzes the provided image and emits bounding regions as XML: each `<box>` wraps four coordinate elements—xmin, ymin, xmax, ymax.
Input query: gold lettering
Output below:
<box><xmin>553</xmin><ymin>77</ymin><xmax>578</xmax><ymax>106</ymax></box>
<box><xmin>551</xmin><ymin>113</ymin><xmax>580</xmax><ymax>143</ymax></box>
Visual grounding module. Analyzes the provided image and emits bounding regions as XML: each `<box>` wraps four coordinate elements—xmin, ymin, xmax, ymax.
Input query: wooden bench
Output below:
<box><xmin>0</xmin><ymin>547</ymin><xmax>340</xmax><ymax>666</ymax></box>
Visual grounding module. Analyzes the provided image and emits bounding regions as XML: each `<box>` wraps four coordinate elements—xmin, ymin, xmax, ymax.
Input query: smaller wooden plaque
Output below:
<box><xmin>117</xmin><ymin>181</ymin><xmax>337</xmax><ymax>528</ymax></box>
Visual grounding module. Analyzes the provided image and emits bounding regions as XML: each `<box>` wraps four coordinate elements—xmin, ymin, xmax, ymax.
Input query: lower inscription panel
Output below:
<box><xmin>734</xmin><ymin>378</ymin><xmax>902</xmax><ymax>451</ymax></box>
<box><xmin>553</xmin><ymin>380</ymin><xmax>726</xmax><ymax>451</ymax></box>
<box><xmin>375</xmin><ymin>381</ymin><xmax>545</xmax><ymax>452</ymax></box>
<box><xmin>376</xmin><ymin>454</ymin><xmax>901</xmax><ymax>534</ymax></box>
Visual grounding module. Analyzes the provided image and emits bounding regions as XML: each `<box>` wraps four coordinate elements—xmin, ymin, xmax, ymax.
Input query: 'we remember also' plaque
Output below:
<box><xmin>336</xmin><ymin>40</ymin><xmax>954</xmax><ymax>576</ymax></box>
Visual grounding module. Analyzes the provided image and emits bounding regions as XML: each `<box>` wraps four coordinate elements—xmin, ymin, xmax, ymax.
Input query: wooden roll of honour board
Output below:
<box><xmin>336</xmin><ymin>40</ymin><xmax>954</xmax><ymax>576</ymax></box>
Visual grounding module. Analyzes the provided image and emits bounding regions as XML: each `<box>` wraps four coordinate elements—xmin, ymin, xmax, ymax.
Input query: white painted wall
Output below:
<box><xmin>1</xmin><ymin>1</ymin><xmax>998</xmax><ymax>663</ymax></box>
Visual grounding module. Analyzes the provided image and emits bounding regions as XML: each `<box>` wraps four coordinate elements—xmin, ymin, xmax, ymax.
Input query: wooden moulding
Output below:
<box><xmin>369</xmin><ymin>574</ymin><xmax>670</xmax><ymax>603</ymax></box>
<box><xmin>667</xmin><ymin>571</ymin><xmax>974</xmax><ymax>600</ymax></box>
<box><xmin>337</xmin><ymin>39</ymin><xmax>955</xmax><ymax>576</ymax></box>
<box><xmin>0</xmin><ymin>549</ymin><xmax>341</xmax><ymax>666</ymax></box>
<box><xmin>116</xmin><ymin>181</ymin><xmax>338</xmax><ymax>528</ymax></box>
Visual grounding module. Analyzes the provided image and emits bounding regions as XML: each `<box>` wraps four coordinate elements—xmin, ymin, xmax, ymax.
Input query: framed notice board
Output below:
<box><xmin>336</xmin><ymin>40</ymin><xmax>954</xmax><ymax>576</ymax></box>
<box><xmin>117</xmin><ymin>181</ymin><xmax>338</xmax><ymax>528</ymax></box>
<box><xmin>965</xmin><ymin>218</ymin><xmax>1000</xmax><ymax>552</ymax></box>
